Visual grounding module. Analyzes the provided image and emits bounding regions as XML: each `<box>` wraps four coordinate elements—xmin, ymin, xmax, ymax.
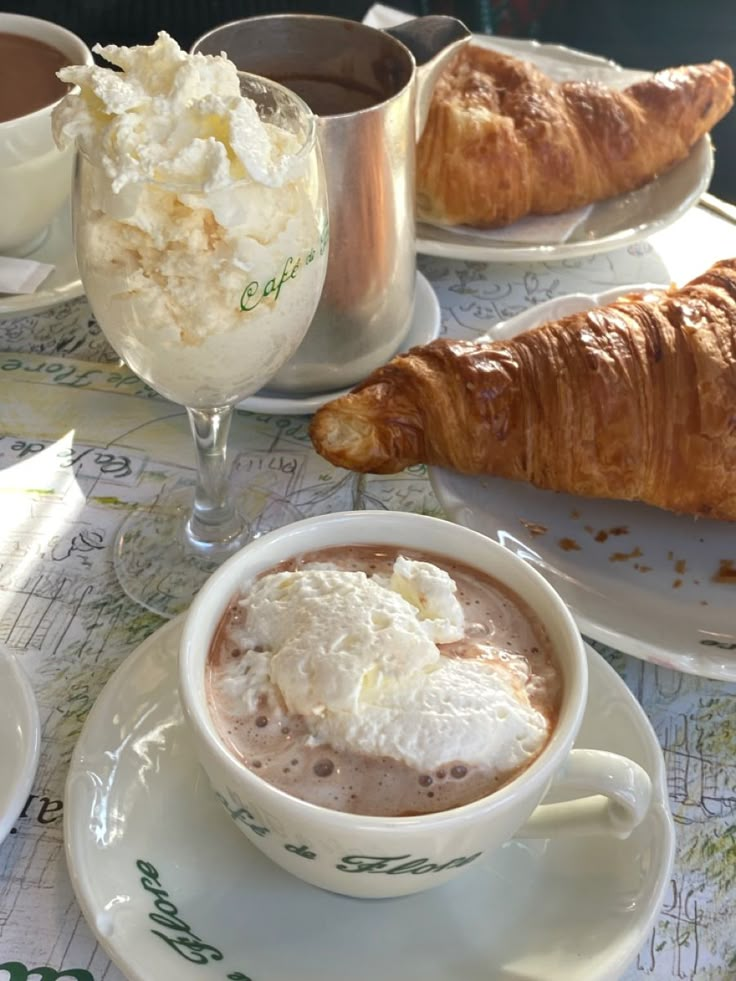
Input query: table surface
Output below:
<box><xmin>0</xmin><ymin>204</ymin><xmax>735</xmax><ymax>981</ymax></box>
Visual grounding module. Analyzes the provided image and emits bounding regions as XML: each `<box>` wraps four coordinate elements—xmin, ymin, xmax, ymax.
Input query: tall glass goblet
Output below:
<box><xmin>72</xmin><ymin>75</ymin><xmax>328</xmax><ymax>618</ymax></box>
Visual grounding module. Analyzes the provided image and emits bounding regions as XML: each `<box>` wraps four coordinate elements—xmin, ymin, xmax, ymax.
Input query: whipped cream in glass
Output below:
<box><xmin>53</xmin><ymin>34</ymin><xmax>328</xmax><ymax>616</ymax></box>
<box><xmin>54</xmin><ymin>32</ymin><xmax>328</xmax><ymax>408</ymax></box>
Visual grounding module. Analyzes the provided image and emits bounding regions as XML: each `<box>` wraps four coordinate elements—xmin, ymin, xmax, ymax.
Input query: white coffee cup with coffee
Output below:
<box><xmin>0</xmin><ymin>14</ymin><xmax>93</xmax><ymax>256</ymax></box>
<box><xmin>179</xmin><ymin>510</ymin><xmax>652</xmax><ymax>900</ymax></box>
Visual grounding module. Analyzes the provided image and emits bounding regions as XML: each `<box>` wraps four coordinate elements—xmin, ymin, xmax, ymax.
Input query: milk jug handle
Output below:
<box><xmin>384</xmin><ymin>16</ymin><xmax>471</xmax><ymax>138</ymax></box>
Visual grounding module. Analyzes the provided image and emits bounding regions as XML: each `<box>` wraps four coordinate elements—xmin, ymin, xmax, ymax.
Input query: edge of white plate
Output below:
<box><xmin>430</xmin><ymin>466</ymin><xmax>736</xmax><ymax>682</ymax></box>
<box><xmin>582</xmin><ymin>646</ymin><xmax>676</xmax><ymax>981</ymax></box>
<box><xmin>0</xmin><ymin>652</ymin><xmax>41</xmax><ymax>845</ymax></box>
<box><xmin>62</xmin><ymin>619</ymin><xmax>182</xmax><ymax>981</ymax></box>
<box><xmin>430</xmin><ymin>279</ymin><xmax>736</xmax><ymax>681</ymax></box>
<box><xmin>478</xmin><ymin>283</ymin><xmax>668</xmax><ymax>341</ymax></box>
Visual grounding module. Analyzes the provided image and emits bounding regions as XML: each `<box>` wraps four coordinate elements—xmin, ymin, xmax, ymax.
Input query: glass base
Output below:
<box><xmin>113</xmin><ymin>487</ymin><xmax>251</xmax><ymax>620</ymax></box>
<box><xmin>112</xmin><ymin>472</ymin><xmax>367</xmax><ymax>619</ymax></box>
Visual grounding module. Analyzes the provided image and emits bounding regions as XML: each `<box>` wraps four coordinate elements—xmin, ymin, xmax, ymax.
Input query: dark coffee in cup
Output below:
<box><xmin>0</xmin><ymin>32</ymin><xmax>68</xmax><ymax>122</ymax></box>
<box><xmin>271</xmin><ymin>74</ymin><xmax>386</xmax><ymax>116</ymax></box>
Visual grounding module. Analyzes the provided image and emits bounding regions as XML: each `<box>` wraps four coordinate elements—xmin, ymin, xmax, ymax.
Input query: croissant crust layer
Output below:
<box><xmin>416</xmin><ymin>46</ymin><xmax>734</xmax><ymax>228</ymax></box>
<box><xmin>310</xmin><ymin>259</ymin><xmax>736</xmax><ymax>521</ymax></box>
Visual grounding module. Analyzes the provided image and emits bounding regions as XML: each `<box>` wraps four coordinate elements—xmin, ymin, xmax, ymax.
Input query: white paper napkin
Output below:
<box><xmin>363</xmin><ymin>3</ymin><xmax>413</xmax><ymax>29</ymax></box>
<box><xmin>0</xmin><ymin>256</ymin><xmax>54</xmax><ymax>295</ymax></box>
<box><xmin>362</xmin><ymin>3</ymin><xmax>594</xmax><ymax>244</ymax></box>
<box><xmin>421</xmin><ymin>207</ymin><xmax>593</xmax><ymax>244</ymax></box>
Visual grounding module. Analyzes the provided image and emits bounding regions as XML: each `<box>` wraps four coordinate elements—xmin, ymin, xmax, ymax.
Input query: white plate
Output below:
<box><xmin>65</xmin><ymin>618</ymin><xmax>674</xmax><ymax>981</ymax></box>
<box><xmin>239</xmin><ymin>271</ymin><xmax>441</xmax><ymax>416</ymax></box>
<box><xmin>430</xmin><ymin>286</ymin><xmax>736</xmax><ymax>681</ymax></box>
<box><xmin>0</xmin><ymin>202</ymin><xmax>82</xmax><ymax>316</ymax></box>
<box><xmin>415</xmin><ymin>35</ymin><xmax>713</xmax><ymax>262</ymax></box>
<box><xmin>0</xmin><ymin>651</ymin><xmax>41</xmax><ymax>845</ymax></box>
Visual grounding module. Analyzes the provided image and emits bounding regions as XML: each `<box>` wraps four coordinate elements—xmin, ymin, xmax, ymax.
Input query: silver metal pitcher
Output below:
<box><xmin>192</xmin><ymin>15</ymin><xmax>470</xmax><ymax>396</ymax></box>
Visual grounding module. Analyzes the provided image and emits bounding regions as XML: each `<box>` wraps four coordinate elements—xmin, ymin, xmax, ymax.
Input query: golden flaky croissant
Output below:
<box><xmin>310</xmin><ymin>259</ymin><xmax>736</xmax><ymax>521</ymax></box>
<box><xmin>416</xmin><ymin>46</ymin><xmax>734</xmax><ymax>227</ymax></box>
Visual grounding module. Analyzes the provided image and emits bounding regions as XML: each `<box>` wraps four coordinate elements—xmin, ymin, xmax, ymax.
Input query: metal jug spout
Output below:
<box><xmin>385</xmin><ymin>16</ymin><xmax>471</xmax><ymax>137</ymax></box>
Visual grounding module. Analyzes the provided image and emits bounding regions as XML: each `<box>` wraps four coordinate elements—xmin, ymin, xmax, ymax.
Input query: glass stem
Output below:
<box><xmin>185</xmin><ymin>405</ymin><xmax>245</xmax><ymax>552</ymax></box>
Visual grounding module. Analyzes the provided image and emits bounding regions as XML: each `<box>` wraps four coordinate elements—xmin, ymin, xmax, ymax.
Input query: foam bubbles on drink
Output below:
<box><xmin>207</xmin><ymin>545</ymin><xmax>561</xmax><ymax>817</ymax></box>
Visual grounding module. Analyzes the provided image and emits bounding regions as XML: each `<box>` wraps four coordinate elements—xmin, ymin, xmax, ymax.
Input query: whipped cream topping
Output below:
<box><xmin>50</xmin><ymin>33</ymin><xmax>327</xmax><ymax>408</ymax></box>
<box><xmin>53</xmin><ymin>32</ymin><xmax>301</xmax><ymax>192</ymax></box>
<box><xmin>220</xmin><ymin>559</ymin><xmax>550</xmax><ymax>775</ymax></box>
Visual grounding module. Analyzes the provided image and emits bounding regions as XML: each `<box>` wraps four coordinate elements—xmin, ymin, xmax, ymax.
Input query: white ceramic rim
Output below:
<box><xmin>0</xmin><ymin>13</ymin><xmax>93</xmax><ymax>129</ymax></box>
<box><xmin>179</xmin><ymin>510</ymin><xmax>587</xmax><ymax>830</ymax></box>
<box><xmin>0</xmin><ymin>651</ymin><xmax>41</xmax><ymax>844</ymax></box>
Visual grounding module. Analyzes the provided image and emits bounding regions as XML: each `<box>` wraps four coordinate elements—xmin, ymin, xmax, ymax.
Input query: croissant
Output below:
<box><xmin>416</xmin><ymin>46</ymin><xmax>734</xmax><ymax>227</ymax></box>
<box><xmin>310</xmin><ymin>258</ymin><xmax>736</xmax><ymax>521</ymax></box>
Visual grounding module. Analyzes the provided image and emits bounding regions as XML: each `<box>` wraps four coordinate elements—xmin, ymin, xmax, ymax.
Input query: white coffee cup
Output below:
<box><xmin>179</xmin><ymin>511</ymin><xmax>652</xmax><ymax>899</ymax></box>
<box><xmin>0</xmin><ymin>14</ymin><xmax>93</xmax><ymax>256</ymax></box>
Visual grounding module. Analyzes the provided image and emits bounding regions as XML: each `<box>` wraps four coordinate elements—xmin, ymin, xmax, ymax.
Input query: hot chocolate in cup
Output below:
<box><xmin>179</xmin><ymin>511</ymin><xmax>652</xmax><ymax>900</ymax></box>
<box><xmin>0</xmin><ymin>14</ymin><xmax>93</xmax><ymax>256</ymax></box>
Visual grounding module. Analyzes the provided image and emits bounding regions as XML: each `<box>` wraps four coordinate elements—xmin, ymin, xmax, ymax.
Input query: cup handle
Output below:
<box><xmin>515</xmin><ymin>749</ymin><xmax>653</xmax><ymax>840</ymax></box>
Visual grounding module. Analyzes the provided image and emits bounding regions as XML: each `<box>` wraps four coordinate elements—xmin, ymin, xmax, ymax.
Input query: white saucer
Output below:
<box><xmin>0</xmin><ymin>202</ymin><xmax>82</xmax><ymax>317</ymax></box>
<box><xmin>239</xmin><ymin>271</ymin><xmax>441</xmax><ymax>416</ymax></box>
<box><xmin>65</xmin><ymin>618</ymin><xmax>674</xmax><ymax>981</ymax></box>
<box><xmin>0</xmin><ymin>651</ymin><xmax>41</xmax><ymax>845</ymax></box>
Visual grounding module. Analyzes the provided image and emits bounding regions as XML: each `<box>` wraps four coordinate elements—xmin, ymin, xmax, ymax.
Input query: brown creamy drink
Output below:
<box><xmin>207</xmin><ymin>545</ymin><xmax>562</xmax><ymax>817</ymax></box>
<box><xmin>272</xmin><ymin>74</ymin><xmax>385</xmax><ymax>115</ymax></box>
<box><xmin>0</xmin><ymin>33</ymin><xmax>69</xmax><ymax>123</ymax></box>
